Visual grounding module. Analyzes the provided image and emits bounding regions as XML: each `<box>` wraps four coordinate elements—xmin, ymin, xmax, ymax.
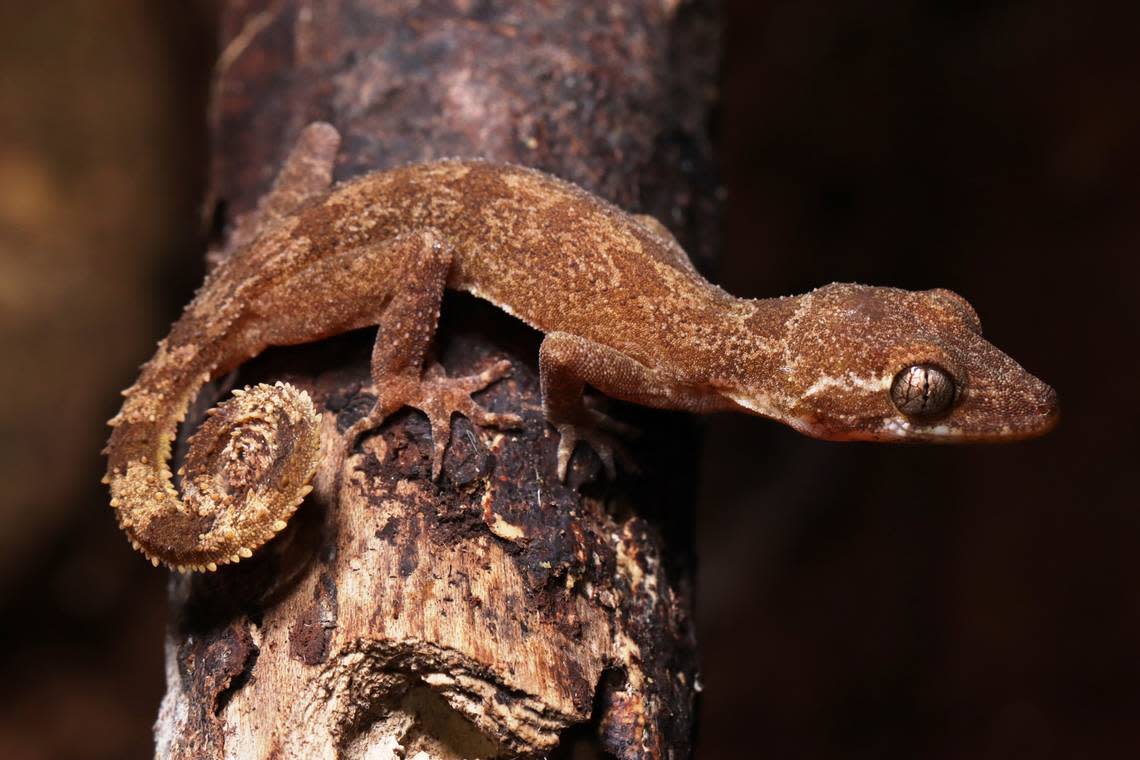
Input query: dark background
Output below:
<box><xmin>0</xmin><ymin>1</ymin><xmax>1135</xmax><ymax>757</ymax></box>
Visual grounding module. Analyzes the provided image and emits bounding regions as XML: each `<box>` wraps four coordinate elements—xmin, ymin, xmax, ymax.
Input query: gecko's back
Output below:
<box><xmin>286</xmin><ymin>160</ymin><xmax>729</xmax><ymax>369</ymax></box>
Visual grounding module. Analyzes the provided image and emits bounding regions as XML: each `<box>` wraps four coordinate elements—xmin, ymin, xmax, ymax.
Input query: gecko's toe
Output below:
<box><xmin>428</xmin><ymin>418</ymin><xmax>450</xmax><ymax>481</ymax></box>
<box><xmin>556</xmin><ymin>425</ymin><xmax>579</xmax><ymax>481</ymax></box>
<box><xmin>343</xmin><ymin>407</ymin><xmax>388</xmax><ymax>450</ymax></box>
<box><xmin>377</xmin><ymin>359</ymin><xmax>518</xmax><ymax>481</ymax></box>
<box><xmin>581</xmin><ymin>397</ymin><xmax>641</xmax><ymax>438</ymax></box>
<box><xmin>595</xmin><ymin>411</ymin><xmax>640</xmax><ymax>438</ymax></box>
<box><xmin>477</xmin><ymin>359</ymin><xmax>513</xmax><ymax>386</ymax></box>
<box><xmin>595</xmin><ymin>446</ymin><xmax>617</xmax><ymax>480</ymax></box>
<box><xmin>554</xmin><ymin>422</ymin><xmax>637</xmax><ymax>481</ymax></box>
<box><xmin>463</xmin><ymin>403</ymin><xmax>524</xmax><ymax>430</ymax></box>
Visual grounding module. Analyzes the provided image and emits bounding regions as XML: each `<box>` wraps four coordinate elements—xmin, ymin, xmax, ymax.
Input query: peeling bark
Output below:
<box><xmin>157</xmin><ymin>1</ymin><xmax>720</xmax><ymax>757</ymax></box>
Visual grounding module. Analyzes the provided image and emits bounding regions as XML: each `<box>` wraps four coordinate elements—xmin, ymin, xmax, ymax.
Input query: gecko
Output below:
<box><xmin>104</xmin><ymin>123</ymin><xmax>1058</xmax><ymax>572</ymax></box>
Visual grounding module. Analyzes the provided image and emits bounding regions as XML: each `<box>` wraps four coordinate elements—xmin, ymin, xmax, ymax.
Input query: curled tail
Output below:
<box><xmin>104</xmin><ymin>348</ymin><xmax>321</xmax><ymax>572</ymax></box>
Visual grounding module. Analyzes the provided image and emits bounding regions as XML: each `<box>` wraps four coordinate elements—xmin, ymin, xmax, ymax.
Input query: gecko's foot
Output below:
<box><xmin>346</xmin><ymin>360</ymin><xmax>522</xmax><ymax>479</ymax></box>
<box><xmin>554</xmin><ymin>408</ymin><xmax>640</xmax><ymax>481</ymax></box>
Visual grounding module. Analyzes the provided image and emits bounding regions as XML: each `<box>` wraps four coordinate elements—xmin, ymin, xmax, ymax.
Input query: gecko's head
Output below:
<box><xmin>735</xmin><ymin>283</ymin><xmax>1058</xmax><ymax>443</ymax></box>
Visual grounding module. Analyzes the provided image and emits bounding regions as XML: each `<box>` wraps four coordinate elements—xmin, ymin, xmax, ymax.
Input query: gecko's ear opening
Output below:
<box><xmin>926</xmin><ymin>288</ymin><xmax>983</xmax><ymax>335</ymax></box>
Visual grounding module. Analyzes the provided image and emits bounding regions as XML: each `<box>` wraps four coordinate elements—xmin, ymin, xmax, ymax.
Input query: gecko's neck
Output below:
<box><xmin>688</xmin><ymin>291</ymin><xmax>803</xmax><ymax>415</ymax></box>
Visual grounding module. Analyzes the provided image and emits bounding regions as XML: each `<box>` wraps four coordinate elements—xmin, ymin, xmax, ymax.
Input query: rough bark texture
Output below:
<box><xmin>156</xmin><ymin>2</ymin><xmax>720</xmax><ymax>757</ymax></box>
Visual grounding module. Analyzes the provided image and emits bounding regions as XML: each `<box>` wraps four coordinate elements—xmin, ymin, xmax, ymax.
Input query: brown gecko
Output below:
<box><xmin>104</xmin><ymin>123</ymin><xmax>1058</xmax><ymax>572</ymax></box>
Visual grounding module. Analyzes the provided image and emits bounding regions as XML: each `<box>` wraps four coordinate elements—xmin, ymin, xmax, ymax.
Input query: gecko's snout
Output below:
<box><xmin>872</xmin><ymin>369</ymin><xmax>1058</xmax><ymax>444</ymax></box>
<box><xmin>913</xmin><ymin>358</ymin><xmax>1059</xmax><ymax>443</ymax></box>
<box><xmin>1026</xmin><ymin>382</ymin><xmax>1060</xmax><ymax>435</ymax></box>
<box><xmin>972</xmin><ymin>341</ymin><xmax>1060</xmax><ymax>441</ymax></box>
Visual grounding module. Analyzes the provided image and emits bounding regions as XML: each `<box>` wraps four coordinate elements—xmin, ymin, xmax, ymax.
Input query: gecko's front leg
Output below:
<box><xmin>538</xmin><ymin>332</ymin><xmax>648</xmax><ymax>480</ymax></box>
<box><xmin>343</xmin><ymin>230</ymin><xmax>522</xmax><ymax>479</ymax></box>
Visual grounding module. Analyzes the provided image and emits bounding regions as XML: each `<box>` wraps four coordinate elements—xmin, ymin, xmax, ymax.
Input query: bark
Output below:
<box><xmin>156</xmin><ymin>2</ymin><xmax>720</xmax><ymax>757</ymax></box>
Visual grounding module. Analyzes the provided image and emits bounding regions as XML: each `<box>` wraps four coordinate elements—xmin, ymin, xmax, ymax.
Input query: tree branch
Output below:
<box><xmin>156</xmin><ymin>2</ymin><xmax>720</xmax><ymax>757</ymax></box>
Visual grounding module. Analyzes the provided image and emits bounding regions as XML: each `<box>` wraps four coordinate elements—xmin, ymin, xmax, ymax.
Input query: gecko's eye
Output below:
<box><xmin>890</xmin><ymin>364</ymin><xmax>957</xmax><ymax>418</ymax></box>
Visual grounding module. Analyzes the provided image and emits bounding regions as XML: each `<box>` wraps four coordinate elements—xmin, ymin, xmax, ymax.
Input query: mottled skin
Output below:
<box><xmin>104</xmin><ymin>123</ymin><xmax>1057</xmax><ymax>571</ymax></box>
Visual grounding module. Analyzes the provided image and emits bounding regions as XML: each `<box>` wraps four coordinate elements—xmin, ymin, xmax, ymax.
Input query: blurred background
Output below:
<box><xmin>0</xmin><ymin>1</ymin><xmax>1135</xmax><ymax>757</ymax></box>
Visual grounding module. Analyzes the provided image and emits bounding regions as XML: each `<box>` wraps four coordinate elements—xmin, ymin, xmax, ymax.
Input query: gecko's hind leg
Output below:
<box><xmin>539</xmin><ymin>332</ymin><xmax>656</xmax><ymax>480</ymax></box>
<box><xmin>214</xmin><ymin>122</ymin><xmax>342</xmax><ymax>264</ymax></box>
<box><xmin>343</xmin><ymin>230</ymin><xmax>522</xmax><ymax>479</ymax></box>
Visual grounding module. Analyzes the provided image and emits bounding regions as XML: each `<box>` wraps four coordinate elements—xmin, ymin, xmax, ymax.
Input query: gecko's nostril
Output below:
<box><xmin>1034</xmin><ymin>385</ymin><xmax>1060</xmax><ymax>429</ymax></box>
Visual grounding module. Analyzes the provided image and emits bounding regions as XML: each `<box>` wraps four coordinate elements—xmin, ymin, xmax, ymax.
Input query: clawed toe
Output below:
<box><xmin>463</xmin><ymin>403</ymin><xmax>524</xmax><ymax>430</ymax></box>
<box><xmin>343</xmin><ymin>406</ymin><xmax>387</xmax><ymax>452</ymax></box>
<box><xmin>580</xmin><ymin>396</ymin><xmax>641</xmax><ymax>438</ymax></box>
<box><xmin>352</xmin><ymin>361</ymin><xmax>520</xmax><ymax>480</ymax></box>
<box><xmin>555</xmin><ymin>420</ymin><xmax>638</xmax><ymax>481</ymax></box>
<box><xmin>476</xmin><ymin>359</ymin><xmax>513</xmax><ymax>386</ymax></box>
<box><xmin>419</xmin><ymin>389</ymin><xmax>520</xmax><ymax>479</ymax></box>
<box><xmin>430</xmin><ymin>359</ymin><xmax>512</xmax><ymax>393</ymax></box>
